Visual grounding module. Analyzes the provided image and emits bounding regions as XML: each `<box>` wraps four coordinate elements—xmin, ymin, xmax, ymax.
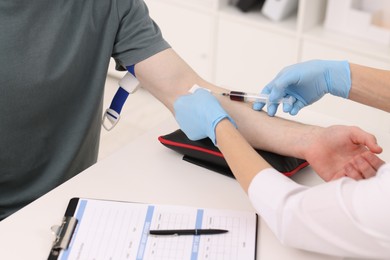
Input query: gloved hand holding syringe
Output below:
<box><xmin>219</xmin><ymin>90</ymin><xmax>295</xmax><ymax>107</ymax></box>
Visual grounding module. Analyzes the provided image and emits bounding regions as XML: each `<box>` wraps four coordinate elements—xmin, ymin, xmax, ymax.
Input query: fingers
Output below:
<box><xmin>253</xmin><ymin>82</ymin><xmax>281</xmax><ymax>116</ymax></box>
<box><xmin>282</xmin><ymin>95</ymin><xmax>296</xmax><ymax>113</ymax></box>
<box><xmin>343</xmin><ymin>161</ymin><xmax>364</xmax><ymax>180</ymax></box>
<box><xmin>289</xmin><ymin>100</ymin><xmax>305</xmax><ymax>116</ymax></box>
<box><xmin>253</xmin><ymin>73</ymin><xmax>299</xmax><ymax>116</ymax></box>
<box><xmin>331</xmin><ymin>151</ymin><xmax>385</xmax><ymax>181</ymax></box>
<box><xmin>255</xmin><ymin>97</ymin><xmax>304</xmax><ymax>116</ymax></box>
<box><xmin>266</xmin><ymin>103</ymin><xmax>279</xmax><ymax>117</ymax></box>
<box><xmin>253</xmin><ymin>83</ymin><xmax>272</xmax><ymax>112</ymax></box>
<box><xmin>360</xmin><ymin>151</ymin><xmax>385</xmax><ymax>172</ymax></box>
<box><xmin>350</xmin><ymin>127</ymin><xmax>383</xmax><ymax>154</ymax></box>
<box><xmin>347</xmin><ymin>152</ymin><xmax>384</xmax><ymax>179</ymax></box>
<box><xmin>354</xmin><ymin>155</ymin><xmax>377</xmax><ymax>179</ymax></box>
<box><xmin>331</xmin><ymin>161</ymin><xmax>366</xmax><ymax>181</ymax></box>
<box><xmin>252</xmin><ymin>102</ymin><xmax>265</xmax><ymax>111</ymax></box>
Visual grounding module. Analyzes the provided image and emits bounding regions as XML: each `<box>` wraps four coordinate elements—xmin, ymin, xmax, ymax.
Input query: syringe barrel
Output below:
<box><xmin>229</xmin><ymin>91</ymin><xmax>268</xmax><ymax>103</ymax></box>
<box><xmin>228</xmin><ymin>90</ymin><xmax>294</xmax><ymax>106</ymax></box>
<box><xmin>229</xmin><ymin>91</ymin><xmax>246</xmax><ymax>102</ymax></box>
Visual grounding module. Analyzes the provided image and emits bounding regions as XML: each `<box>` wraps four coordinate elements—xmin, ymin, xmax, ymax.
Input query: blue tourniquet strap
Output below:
<box><xmin>109</xmin><ymin>87</ymin><xmax>129</xmax><ymax>115</ymax></box>
<box><xmin>102</xmin><ymin>65</ymin><xmax>139</xmax><ymax>131</ymax></box>
<box><xmin>127</xmin><ymin>64</ymin><xmax>135</xmax><ymax>77</ymax></box>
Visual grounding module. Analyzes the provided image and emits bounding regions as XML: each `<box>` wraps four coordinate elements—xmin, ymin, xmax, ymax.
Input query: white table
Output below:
<box><xmin>0</xmin><ymin>111</ymin><xmax>389</xmax><ymax>260</ymax></box>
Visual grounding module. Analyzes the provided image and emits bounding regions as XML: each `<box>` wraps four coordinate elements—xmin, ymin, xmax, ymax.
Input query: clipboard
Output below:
<box><xmin>48</xmin><ymin>198</ymin><xmax>79</xmax><ymax>260</ymax></box>
<box><xmin>48</xmin><ymin>197</ymin><xmax>258</xmax><ymax>260</ymax></box>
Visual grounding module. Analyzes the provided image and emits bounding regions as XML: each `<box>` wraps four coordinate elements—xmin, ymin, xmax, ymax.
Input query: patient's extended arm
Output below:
<box><xmin>134</xmin><ymin>48</ymin><xmax>384</xmax><ymax>180</ymax></box>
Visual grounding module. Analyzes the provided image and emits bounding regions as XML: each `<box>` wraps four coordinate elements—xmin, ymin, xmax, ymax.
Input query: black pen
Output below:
<box><xmin>149</xmin><ymin>229</ymin><xmax>228</xmax><ymax>236</ymax></box>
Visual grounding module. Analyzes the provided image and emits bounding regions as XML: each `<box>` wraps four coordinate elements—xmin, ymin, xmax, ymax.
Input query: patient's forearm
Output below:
<box><xmin>216</xmin><ymin>95</ymin><xmax>316</xmax><ymax>159</ymax></box>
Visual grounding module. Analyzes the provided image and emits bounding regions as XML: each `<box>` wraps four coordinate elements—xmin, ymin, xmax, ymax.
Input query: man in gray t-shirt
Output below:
<box><xmin>0</xmin><ymin>0</ymin><xmax>384</xmax><ymax>221</ymax></box>
<box><xmin>0</xmin><ymin>0</ymin><xmax>170</xmax><ymax>219</ymax></box>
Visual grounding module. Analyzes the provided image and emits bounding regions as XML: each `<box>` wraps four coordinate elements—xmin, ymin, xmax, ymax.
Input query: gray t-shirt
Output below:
<box><xmin>0</xmin><ymin>0</ymin><xmax>170</xmax><ymax>219</ymax></box>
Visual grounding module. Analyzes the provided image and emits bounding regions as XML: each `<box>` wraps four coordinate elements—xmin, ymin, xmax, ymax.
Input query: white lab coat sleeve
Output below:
<box><xmin>248</xmin><ymin>163</ymin><xmax>390</xmax><ymax>259</ymax></box>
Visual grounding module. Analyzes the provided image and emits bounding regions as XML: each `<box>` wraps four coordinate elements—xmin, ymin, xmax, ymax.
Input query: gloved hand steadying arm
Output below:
<box><xmin>253</xmin><ymin>60</ymin><xmax>352</xmax><ymax>116</ymax></box>
<box><xmin>174</xmin><ymin>86</ymin><xmax>236</xmax><ymax>145</ymax></box>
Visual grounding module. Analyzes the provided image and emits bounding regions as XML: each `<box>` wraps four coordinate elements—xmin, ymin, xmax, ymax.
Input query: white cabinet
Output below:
<box><xmin>301</xmin><ymin>41</ymin><xmax>390</xmax><ymax>69</ymax></box>
<box><xmin>215</xmin><ymin>17</ymin><xmax>297</xmax><ymax>92</ymax></box>
<box><xmin>214</xmin><ymin>1</ymin><xmax>300</xmax><ymax>92</ymax></box>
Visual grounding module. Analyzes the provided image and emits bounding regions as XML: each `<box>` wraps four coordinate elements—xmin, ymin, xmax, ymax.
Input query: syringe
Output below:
<box><xmin>221</xmin><ymin>91</ymin><xmax>294</xmax><ymax>105</ymax></box>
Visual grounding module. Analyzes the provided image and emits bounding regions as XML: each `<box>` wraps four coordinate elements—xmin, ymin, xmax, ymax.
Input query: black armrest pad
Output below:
<box><xmin>159</xmin><ymin>129</ymin><xmax>308</xmax><ymax>178</ymax></box>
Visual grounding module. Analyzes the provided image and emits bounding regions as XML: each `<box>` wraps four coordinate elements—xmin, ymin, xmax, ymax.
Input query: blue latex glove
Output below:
<box><xmin>253</xmin><ymin>60</ymin><xmax>351</xmax><ymax>116</ymax></box>
<box><xmin>174</xmin><ymin>87</ymin><xmax>236</xmax><ymax>145</ymax></box>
